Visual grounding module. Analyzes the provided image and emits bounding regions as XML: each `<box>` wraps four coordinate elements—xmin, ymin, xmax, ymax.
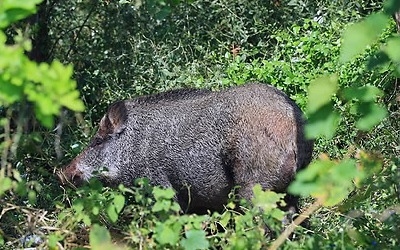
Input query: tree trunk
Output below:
<box><xmin>27</xmin><ymin>0</ymin><xmax>54</xmax><ymax>63</ymax></box>
<box><xmin>395</xmin><ymin>12</ymin><xmax>400</xmax><ymax>33</ymax></box>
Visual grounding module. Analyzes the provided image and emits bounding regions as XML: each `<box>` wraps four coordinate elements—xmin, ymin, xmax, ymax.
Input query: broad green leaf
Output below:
<box><xmin>289</xmin><ymin>158</ymin><xmax>335</xmax><ymax>197</ymax></box>
<box><xmin>289</xmin><ymin>158</ymin><xmax>360</xmax><ymax>206</ymax></box>
<box><xmin>34</xmin><ymin>111</ymin><xmax>54</xmax><ymax>128</ymax></box>
<box><xmin>89</xmin><ymin>224</ymin><xmax>112</xmax><ymax>247</ymax></box>
<box><xmin>346</xmin><ymin>227</ymin><xmax>369</xmax><ymax>246</ymax></box>
<box><xmin>367</xmin><ymin>51</ymin><xmax>391</xmax><ymax>70</ymax></box>
<box><xmin>356</xmin><ymin>102</ymin><xmax>388</xmax><ymax>131</ymax></box>
<box><xmin>72</xmin><ymin>200</ymin><xmax>84</xmax><ymax>213</ymax></box>
<box><xmin>340</xmin><ymin>12</ymin><xmax>390</xmax><ymax>63</ymax></box>
<box><xmin>92</xmin><ymin>206</ymin><xmax>100</xmax><ymax>215</ymax></box>
<box><xmin>0</xmin><ymin>0</ymin><xmax>43</xmax><ymax>28</ymax></box>
<box><xmin>47</xmin><ymin>233</ymin><xmax>64</xmax><ymax>249</ymax></box>
<box><xmin>219</xmin><ymin>211</ymin><xmax>231</xmax><ymax>228</ymax></box>
<box><xmin>113</xmin><ymin>194</ymin><xmax>125</xmax><ymax>214</ymax></box>
<box><xmin>180</xmin><ymin>230</ymin><xmax>209</xmax><ymax>250</ymax></box>
<box><xmin>342</xmin><ymin>85</ymin><xmax>384</xmax><ymax>102</ymax></box>
<box><xmin>59</xmin><ymin>91</ymin><xmax>85</xmax><ymax>112</ymax></box>
<box><xmin>82</xmin><ymin>214</ymin><xmax>92</xmax><ymax>226</ymax></box>
<box><xmin>155</xmin><ymin>222</ymin><xmax>181</xmax><ymax>246</ymax></box>
<box><xmin>28</xmin><ymin>190</ymin><xmax>36</xmax><ymax>204</ymax></box>
<box><xmin>153</xmin><ymin>186</ymin><xmax>176</xmax><ymax>200</ymax></box>
<box><xmin>251</xmin><ymin>184</ymin><xmax>285</xmax><ymax>220</ymax></box>
<box><xmin>305</xmin><ymin>103</ymin><xmax>341</xmax><ymax>139</ymax></box>
<box><xmin>323</xmin><ymin>159</ymin><xmax>358</xmax><ymax>206</ymax></box>
<box><xmin>383</xmin><ymin>36</ymin><xmax>400</xmax><ymax>62</ymax></box>
<box><xmin>0</xmin><ymin>177</ymin><xmax>12</xmax><ymax>196</ymax></box>
<box><xmin>152</xmin><ymin>200</ymin><xmax>170</xmax><ymax>212</ymax></box>
<box><xmin>307</xmin><ymin>75</ymin><xmax>338</xmax><ymax>114</ymax></box>
<box><xmin>0</xmin><ymin>80</ymin><xmax>23</xmax><ymax>104</ymax></box>
<box><xmin>107</xmin><ymin>204</ymin><xmax>118</xmax><ymax>223</ymax></box>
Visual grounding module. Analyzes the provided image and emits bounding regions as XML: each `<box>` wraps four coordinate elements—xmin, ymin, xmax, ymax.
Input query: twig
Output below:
<box><xmin>65</xmin><ymin>2</ymin><xmax>97</xmax><ymax>60</ymax></box>
<box><xmin>268</xmin><ymin>199</ymin><xmax>322</xmax><ymax>250</ymax></box>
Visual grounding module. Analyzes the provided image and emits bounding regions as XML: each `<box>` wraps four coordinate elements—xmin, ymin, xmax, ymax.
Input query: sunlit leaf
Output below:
<box><xmin>153</xmin><ymin>186</ymin><xmax>176</xmax><ymax>200</ymax></box>
<box><xmin>0</xmin><ymin>80</ymin><xmax>23</xmax><ymax>104</ymax></box>
<box><xmin>155</xmin><ymin>222</ymin><xmax>180</xmax><ymax>245</ymax></box>
<box><xmin>340</xmin><ymin>12</ymin><xmax>390</xmax><ymax>63</ymax></box>
<box><xmin>0</xmin><ymin>177</ymin><xmax>12</xmax><ymax>196</ymax></box>
<box><xmin>92</xmin><ymin>206</ymin><xmax>99</xmax><ymax>215</ymax></box>
<box><xmin>0</xmin><ymin>0</ymin><xmax>43</xmax><ymax>28</ymax></box>
<box><xmin>28</xmin><ymin>190</ymin><xmax>36</xmax><ymax>204</ymax></box>
<box><xmin>356</xmin><ymin>102</ymin><xmax>388</xmax><ymax>131</ymax></box>
<box><xmin>114</xmin><ymin>194</ymin><xmax>125</xmax><ymax>214</ymax></box>
<box><xmin>251</xmin><ymin>184</ymin><xmax>285</xmax><ymax>221</ymax></box>
<box><xmin>305</xmin><ymin>103</ymin><xmax>341</xmax><ymax>139</ymax></box>
<box><xmin>289</xmin><ymin>158</ymin><xmax>360</xmax><ymax>206</ymax></box>
<box><xmin>181</xmin><ymin>230</ymin><xmax>209</xmax><ymax>250</ymax></box>
<box><xmin>47</xmin><ymin>233</ymin><xmax>64</xmax><ymax>249</ymax></box>
<box><xmin>89</xmin><ymin>224</ymin><xmax>112</xmax><ymax>247</ymax></box>
<box><xmin>342</xmin><ymin>85</ymin><xmax>384</xmax><ymax>102</ymax></box>
<box><xmin>307</xmin><ymin>75</ymin><xmax>338</xmax><ymax>114</ymax></box>
<box><xmin>383</xmin><ymin>36</ymin><xmax>400</xmax><ymax>62</ymax></box>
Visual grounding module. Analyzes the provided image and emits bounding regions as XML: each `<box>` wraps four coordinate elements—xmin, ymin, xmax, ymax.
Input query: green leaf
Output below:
<box><xmin>356</xmin><ymin>102</ymin><xmax>388</xmax><ymax>131</ymax></box>
<box><xmin>289</xmin><ymin>158</ymin><xmax>360</xmax><ymax>206</ymax></box>
<box><xmin>307</xmin><ymin>75</ymin><xmax>338</xmax><ymax>114</ymax></box>
<box><xmin>342</xmin><ymin>85</ymin><xmax>384</xmax><ymax>102</ymax></box>
<box><xmin>89</xmin><ymin>224</ymin><xmax>112</xmax><ymax>248</ymax></box>
<box><xmin>324</xmin><ymin>159</ymin><xmax>358</xmax><ymax>206</ymax></box>
<box><xmin>92</xmin><ymin>206</ymin><xmax>99</xmax><ymax>215</ymax></box>
<box><xmin>383</xmin><ymin>36</ymin><xmax>400</xmax><ymax>62</ymax></box>
<box><xmin>289</xmin><ymin>159</ymin><xmax>334</xmax><ymax>197</ymax></box>
<box><xmin>59</xmin><ymin>90</ymin><xmax>85</xmax><ymax>112</ymax></box>
<box><xmin>155</xmin><ymin>222</ymin><xmax>181</xmax><ymax>246</ymax></box>
<box><xmin>367</xmin><ymin>51</ymin><xmax>391</xmax><ymax>70</ymax></box>
<box><xmin>152</xmin><ymin>199</ymin><xmax>172</xmax><ymax>213</ymax></box>
<box><xmin>0</xmin><ymin>177</ymin><xmax>13</xmax><ymax>196</ymax></box>
<box><xmin>47</xmin><ymin>233</ymin><xmax>64</xmax><ymax>249</ymax></box>
<box><xmin>82</xmin><ymin>214</ymin><xmax>92</xmax><ymax>226</ymax></box>
<box><xmin>305</xmin><ymin>103</ymin><xmax>341</xmax><ymax>139</ymax></box>
<box><xmin>28</xmin><ymin>190</ymin><xmax>36</xmax><ymax>204</ymax></box>
<box><xmin>113</xmin><ymin>194</ymin><xmax>125</xmax><ymax>214</ymax></box>
<box><xmin>181</xmin><ymin>230</ymin><xmax>209</xmax><ymax>250</ymax></box>
<box><xmin>153</xmin><ymin>186</ymin><xmax>176</xmax><ymax>200</ymax></box>
<box><xmin>72</xmin><ymin>200</ymin><xmax>84</xmax><ymax>213</ymax></box>
<box><xmin>251</xmin><ymin>184</ymin><xmax>285</xmax><ymax>218</ymax></box>
<box><xmin>0</xmin><ymin>0</ymin><xmax>43</xmax><ymax>28</ymax></box>
<box><xmin>219</xmin><ymin>211</ymin><xmax>231</xmax><ymax>228</ymax></box>
<box><xmin>106</xmin><ymin>194</ymin><xmax>125</xmax><ymax>223</ymax></box>
<box><xmin>0</xmin><ymin>80</ymin><xmax>23</xmax><ymax>104</ymax></box>
<box><xmin>107</xmin><ymin>204</ymin><xmax>118</xmax><ymax>223</ymax></box>
<box><xmin>33</xmin><ymin>108</ymin><xmax>54</xmax><ymax>128</ymax></box>
<box><xmin>340</xmin><ymin>12</ymin><xmax>390</xmax><ymax>63</ymax></box>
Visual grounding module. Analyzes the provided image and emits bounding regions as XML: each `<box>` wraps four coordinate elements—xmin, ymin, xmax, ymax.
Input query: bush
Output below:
<box><xmin>0</xmin><ymin>0</ymin><xmax>399</xmax><ymax>249</ymax></box>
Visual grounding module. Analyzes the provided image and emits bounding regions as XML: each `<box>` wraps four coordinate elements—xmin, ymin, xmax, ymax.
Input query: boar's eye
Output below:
<box><xmin>90</xmin><ymin>137</ymin><xmax>104</xmax><ymax>147</ymax></box>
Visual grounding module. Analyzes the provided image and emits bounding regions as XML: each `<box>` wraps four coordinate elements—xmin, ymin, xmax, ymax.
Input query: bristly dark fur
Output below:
<box><xmin>59</xmin><ymin>83</ymin><xmax>313</xmax><ymax>214</ymax></box>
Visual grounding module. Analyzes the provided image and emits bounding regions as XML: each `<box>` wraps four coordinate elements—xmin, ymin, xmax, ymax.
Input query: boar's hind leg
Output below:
<box><xmin>232</xmin><ymin>138</ymin><xmax>298</xmax><ymax>210</ymax></box>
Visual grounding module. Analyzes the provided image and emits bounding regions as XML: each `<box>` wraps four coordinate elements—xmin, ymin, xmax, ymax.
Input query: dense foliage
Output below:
<box><xmin>0</xmin><ymin>0</ymin><xmax>399</xmax><ymax>249</ymax></box>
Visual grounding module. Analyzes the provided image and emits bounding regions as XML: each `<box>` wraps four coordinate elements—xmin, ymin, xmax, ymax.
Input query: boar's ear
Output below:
<box><xmin>98</xmin><ymin>101</ymin><xmax>127</xmax><ymax>137</ymax></box>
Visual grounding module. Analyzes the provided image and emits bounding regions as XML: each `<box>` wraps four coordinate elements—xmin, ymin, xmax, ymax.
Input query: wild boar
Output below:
<box><xmin>58</xmin><ymin>83</ymin><xmax>313</xmax><ymax>213</ymax></box>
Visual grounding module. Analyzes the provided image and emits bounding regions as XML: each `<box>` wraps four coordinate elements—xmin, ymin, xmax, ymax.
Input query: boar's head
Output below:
<box><xmin>58</xmin><ymin>101</ymin><xmax>128</xmax><ymax>187</ymax></box>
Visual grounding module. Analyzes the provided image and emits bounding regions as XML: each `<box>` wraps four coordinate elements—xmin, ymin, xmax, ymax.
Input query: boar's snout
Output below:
<box><xmin>57</xmin><ymin>159</ymin><xmax>85</xmax><ymax>187</ymax></box>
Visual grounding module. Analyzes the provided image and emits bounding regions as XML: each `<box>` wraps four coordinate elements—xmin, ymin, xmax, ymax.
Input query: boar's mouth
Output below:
<box><xmin>57</xmin><ymin>166</ymin><xmax>85</xmax><ymax>188</ymax></box>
